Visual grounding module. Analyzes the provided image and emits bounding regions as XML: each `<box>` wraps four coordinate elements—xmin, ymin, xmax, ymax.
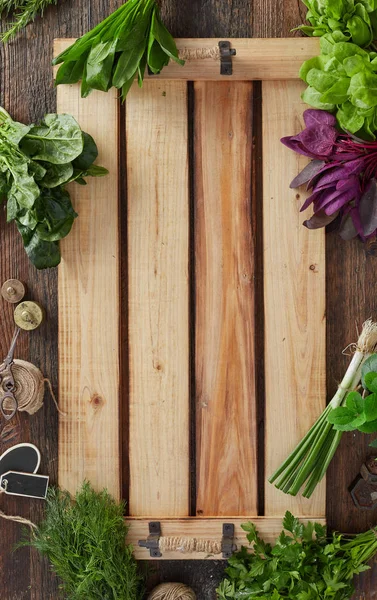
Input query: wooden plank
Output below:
<box><xmin>56</xmin><ymin>70</ymin><xmax>120</xmax><ymax>498</ymax></box>
<box><xmin>263</xmin><ymin>80</ymin><xmax>326</xmax><ymax>517</ymax></box>
<box><xmin>54</xmin><ymin>38</ymin><xmax>320</xmax><ymax>81</ymax></box>
<box><xmin>195</xmin><ymin>81</ymin><xmax>257</xmax><ymax>516</ymax></box>
<box><xmin>126</xmin><ymin>81</ymin><xmax>190</xmax><ymax>517</ymax></box>
<box><xmin>128</xmin><ymin>516</ymin><xmax>327</xmax><ymax>560</ymax></box>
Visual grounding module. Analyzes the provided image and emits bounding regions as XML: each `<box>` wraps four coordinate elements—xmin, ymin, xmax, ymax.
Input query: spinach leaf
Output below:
<box><xmin>21</xmin><ymin>114</ymin><xmax>84</xmax><ymax>164</ymax></box>
<box><xmin>53</xmin><ymin>0</ymin><xmax>184</xmax><ymax>100</ymax></box>
<box><xmin>72</xmin><ymin>132</ymin><xmax>98</xmax><ymax>170</ymax></box>
<box><xmin>0</xmin><ymin>108</ymin><xmax>107</xmax><ymax>269</ymax></box>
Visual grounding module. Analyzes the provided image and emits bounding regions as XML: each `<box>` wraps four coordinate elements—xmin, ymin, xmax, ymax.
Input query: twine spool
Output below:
<box><xmin>1</xmin><ymin>359</ymin><xmax>63</xmax><ymax>416</ymax></box>
<box><xmin>148</xmin><ymin>583</ymin><xmax>196</xmax><ymax>600</ymax></box>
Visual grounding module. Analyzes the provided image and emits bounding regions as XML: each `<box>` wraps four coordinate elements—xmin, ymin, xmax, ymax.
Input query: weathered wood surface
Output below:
<box><xmin>129</xmin><ymin>516</ymin><xmax>326</xmax><ymax>560</ymax></box>
<box><xmin>0</xmin><ymin>1</ymin><xmax>376</xmax><ymax>599</ymax></box>
<box><xmin>57</xmin><ymin>82</ymin><xmax>120</xmax><ymax>498</ymax></box>
<box><xmin>263</xmin><ymin>79</ymin><xmax>326</xmax><ymax>517</ymax></box>
<box><xmin>56</xmin><ymin>37</ymin><xmax>320</xmax><ymax>80</ymax></box>
<box><xmin>126</xmin><ymin>81</ymin><xmax>190</xmax><ymax>517</ymax></box>
<box><xmin>194</xmin><ymin>81</ymin><xmax>257</xmax><ymax>517</ymax></box>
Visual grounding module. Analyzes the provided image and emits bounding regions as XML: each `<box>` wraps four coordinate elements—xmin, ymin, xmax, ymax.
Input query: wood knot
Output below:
<box><xmin>153</xmin><ymin>359</ymin><xmax>164</xmax><ymax>372</ymax></box>
<box><xmin>309</xmin><ymin>264</ymin><xmax>318</xmax><ymax>272</ymax></box>
<box><xmin>90</xmin><ymin>394</ymin><xmax>104</xmax><ymax>409</ymax></box>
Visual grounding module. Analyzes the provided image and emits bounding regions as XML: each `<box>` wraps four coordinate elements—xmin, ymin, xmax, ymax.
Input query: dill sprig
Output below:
<box><xmin>0</xmin><ymin>0</ymin><xmax>57</xmax><ymax>43</ymax></box>
<box><xmin>21</xmin><ymin>482</ymin><xmax>144</xmax><ymax>600</ymax></box>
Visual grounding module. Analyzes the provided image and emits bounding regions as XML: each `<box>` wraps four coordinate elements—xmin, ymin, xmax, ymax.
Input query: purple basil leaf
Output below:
<box><xmin>303</xmin><ymin>109</ymin><xmax>337</xmax><ymax>128</ymax></box>
<box><xmin>290</xmin><ymin>160</ymin><xmax>325</xmax><ymax>189</ymax></box>
<box><xmin>359</xmin><ymin>179</ymin><xmax>377</xmax><ymax>237</ymax></box>
<box><xmin>300</xmin><ymin>189</ymin><xmax>325</xmax><ymax>212</ymax></box>
<box><xmin>298</xmin><ymin>124</ymin><xmax>337</xmax><ymax>157</ymax></box>
<box><xmin>339</xmin><ymin>213</ymin><xmax>358</xmax><ymax>240</ymax></box>
<box><xmin>324</xmin><ymin>187</ymin><xmax>358</xmax><ymax>215</ymax></box>
<box><xmin>336</xmin><ymin>175</ymin><xmax>360</xmax><ymax>193</ymax></box>
<box><xmin>306</xmin><ymin>162</ymin><xmax>336</xmax><ymax>190</ymax></box>
<box><xmin>303</xmin><ymin>210</ymin><xmax>339</xmax><ymax>230</ymax></box>
<box><xmin>281</xmin><ymin>135</ymin><xmax>311</xmax><ymax>157</ymax></box>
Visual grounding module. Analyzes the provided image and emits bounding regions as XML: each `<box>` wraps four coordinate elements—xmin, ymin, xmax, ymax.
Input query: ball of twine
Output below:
<box><xmin>148</xmin><ymin>583</ymin><xmax>196</xmax><ymax>600</ymax></box>
<box><xmin>1</xmin><ymin>359</ymin><xmax>63</xmax><ymax>415</ymax></box>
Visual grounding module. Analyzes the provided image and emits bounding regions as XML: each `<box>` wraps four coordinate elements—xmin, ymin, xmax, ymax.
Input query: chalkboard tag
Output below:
<box><xmin>0</xmin><ymin>443</ymin><xmax>40</xmax><ymax>476</ymax></box>
<box><xmin>0</xmin><ymin>471</ymin><xmax>49</xmax><ymax>499</ymax></box>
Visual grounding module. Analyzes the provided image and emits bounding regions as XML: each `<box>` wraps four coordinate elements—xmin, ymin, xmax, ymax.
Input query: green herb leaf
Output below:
<box><xmin>21</xmin><ymin>114</ymin><xmax>84</xmax><ymax>164</ymax></box>
<box><xmin>364</xmin><ymin>371</ymin><xmax>377</xmax><ymax>393</ymax></box>
<box><xmin>328</xmin><ymin>406</ymin><xmax>357</xmax><ymax>425</ymax></box>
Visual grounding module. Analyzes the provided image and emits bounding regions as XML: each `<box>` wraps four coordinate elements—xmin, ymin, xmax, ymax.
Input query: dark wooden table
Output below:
<box><xmin>1</xmin><ymin>1</ymin><xmax>377</xmax><ymax>598</ymax></box>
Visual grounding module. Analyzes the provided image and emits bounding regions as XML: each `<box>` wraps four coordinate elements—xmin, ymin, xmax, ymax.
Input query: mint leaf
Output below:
<box><xmin>328</xmin><ymin>406</ymin><xmax>357</xmax><ymax>425</ymax></box>
<box><xmin>364</xmin><ymin>371</ymin><xmax>377</xmax><ymax>393</ymax></box>
<box><xmin>364</xmin><ymin>393</ymin><xmax>377</xmax><ymax>421</ymax></box>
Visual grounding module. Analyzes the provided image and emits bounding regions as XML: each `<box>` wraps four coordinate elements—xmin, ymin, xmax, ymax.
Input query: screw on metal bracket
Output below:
<box><xmin>222</xmin><ymin>523</ymin><xmax>236</xmax><ymax>559</ymax></box>
<box><xmin>350</xmin><ymin>457</ymin><xmax>377</xmax><ymax>510</ymax></box>
<box><xmin>219</xmin><ymin>41</ymin><xmax>236</xmax><ymax>76</ymax></box>
<box><xmin>138</xmin><ymin>521</ymin><xmax>162</xmax><ymax>557</ymax></box>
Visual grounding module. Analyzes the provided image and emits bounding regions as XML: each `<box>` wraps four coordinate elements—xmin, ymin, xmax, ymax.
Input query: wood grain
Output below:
<box><xmin>57</xmin><ymin>79</ymin><xmax>120</xmax><ymax>498</ymax></box>
<box><xmin>194</xmin><ymin>81</ymin><xmax>257</xmax><ymax>517</ymax></box>
<box><xmin>126</xmin><ymin>81</ymin><xmax>190</xmax><ymax>517</ymax></box>
<box><xmin>128</xmin><ymin>515</ymin><xmax>326</xmax><ymax>560</ymax></box>
<box><xmin>263</xmin><ymin>80</ymin><xmax>326</xmax><ymax>517</ymax></box>
<box><xmin>55</xmin><ymin>38</ymin><xmax>320</xmax><ymax>81</ymax></box>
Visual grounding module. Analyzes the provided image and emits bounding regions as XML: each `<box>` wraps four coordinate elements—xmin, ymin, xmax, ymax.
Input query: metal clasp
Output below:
<box><xmin>219</xmin><ymin>41</ymin><xmax>236</xmax><ymax>76</ymax></box>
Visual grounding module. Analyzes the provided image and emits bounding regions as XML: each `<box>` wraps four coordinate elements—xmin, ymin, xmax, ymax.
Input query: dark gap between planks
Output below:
<box><xmin>119</xmin><ymin>99</ymin><xmax>130</xmax><ymax>511</ymax></box>
<box><xmin>252</xmin><ymin>81</ymin><xmax>266</xmax><ymax>517</ymax></box>
<box><xmin>188</xmin><ymin>81</ymin><xmax>197</xmax><ymax>517</ymax></box>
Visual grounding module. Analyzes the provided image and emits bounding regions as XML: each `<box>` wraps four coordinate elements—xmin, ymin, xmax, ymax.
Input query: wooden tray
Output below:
<box><xmin>56</xmin><ymin>37</ymin><xmax>326</xmax><ymax>559</ymax></box>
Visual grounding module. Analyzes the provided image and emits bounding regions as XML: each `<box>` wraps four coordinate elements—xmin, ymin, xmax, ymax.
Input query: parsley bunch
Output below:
<box><xmin>217</xmin><ymin>512</ymin><xmax>377</xmax><ymax>600</ymax></box>
<box><xmin>53</xmin><ymin>0</ymin><xmax>184</xmax><ymax>100</ymax></box>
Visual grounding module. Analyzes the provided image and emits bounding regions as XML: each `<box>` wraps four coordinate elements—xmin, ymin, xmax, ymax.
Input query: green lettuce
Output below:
<box><xmin>298</xmin><ymin>0</ymin><xmax>377</xmax><ymax>47</ymax></box>
<box><xmin>300</xmin><ymin>35</ymin><xmax>377</xmax><ymax>138</ymax></box>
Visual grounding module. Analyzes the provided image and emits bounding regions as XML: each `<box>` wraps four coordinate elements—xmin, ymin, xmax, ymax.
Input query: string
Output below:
<box><xmin>0</xmin><ymin>484</ymin><xmax>37</xmax><ymax>531</ymax></box>
<box><xmin>1</xmin><ymin>359</ymin><xmax>66</xmax><ymax>416</ymax></box>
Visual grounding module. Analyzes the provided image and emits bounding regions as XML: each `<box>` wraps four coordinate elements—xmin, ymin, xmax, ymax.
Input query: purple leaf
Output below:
<box><xmin>359</xmin><ymin>179</ymin><xmax>377</xmax><ymax>237</ymax></box>
<box><xmin>303</xmin><ymin>109</ymin><xmax>337</xmax><ymax>128</ymax></box>
<box><xmin>290</xmin><ymin>160</ymin><xmax>325</xmax><ymax>189</ymax></box>
<box><xmin>303</xmin><ymin>210</ymin><xmax>339</xmax><ymax>230</ymax></box>
<box><xmin>300</xmin><ymin>189</ymin><xmax>325</xmax><ymax>212</ymax></box>
<box><xmin>324</xmin><ymin>187</ymin><xmax>358</xmax><ymax>215</ymax></box>
<box><xmin>298</xmin><ymin>124</ymin><xmax>337</xmax><ymax>157</ymax></box>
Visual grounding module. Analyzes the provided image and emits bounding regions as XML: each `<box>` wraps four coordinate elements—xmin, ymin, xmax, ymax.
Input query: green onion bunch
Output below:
<box><xmin>269</xmin><ymin>319</ymin><xmax>377</xmax><ymax>498</ymax></box>
<box><xmin>53</xmin><ymin>0</ymin><xmax>184</xmax><ymax>100</ymax></box>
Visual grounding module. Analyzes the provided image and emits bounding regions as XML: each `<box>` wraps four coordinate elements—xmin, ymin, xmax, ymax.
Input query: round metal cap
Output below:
<box><xmin>14</xmin><ymin>301</ymin><xmax>44</xmax><ymax>331</ymax></box>
<box><xmin>1</xmin><ymin>279</ymin><xmax>26</xmax><ymax>303</ymax></box>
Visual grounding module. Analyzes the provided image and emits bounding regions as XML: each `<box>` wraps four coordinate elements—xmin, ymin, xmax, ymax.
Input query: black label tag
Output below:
<box><xmin>0</xmin><ymin>471</ymin><xmax>49</xmax><ymax>499</ymax></box>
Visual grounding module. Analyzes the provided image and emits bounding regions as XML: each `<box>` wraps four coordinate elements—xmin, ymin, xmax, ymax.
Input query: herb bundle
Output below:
<box><xmin>0</xmin><ymin>0</ymin><xmax>57</xmax><ymax>43</ymax></box>
<box><xmin>217</xmin><ymin>512</ymin><xmax>377</xmax><ymax>600</ymax></box>
<box><xmin>23</xmin><ymin>482</ymin><xmax>144</xmax><ymax>600</ymax></box>
<box><xmin>269</xmin><ymin>319</ymin><xmax>377</xmax><ymax>498</ymax></box>
<box><xmin>282</xmin><ymin>108</ymin><xmax>377</xmax><ymax>239</ymax></box>
<box><xmin>53</xmin><ymin>0</ymin><xmax>184</xmax><ymax>100</ymax></box>
<box><xmin>0</xmin><ymin>107</ymin><xmax>107</xmax><ymax>269</ymax></box>
<box><xmin>328</xmin><ymin>353</ymin><xmax>377</xmax><ymax>445</ymax></box>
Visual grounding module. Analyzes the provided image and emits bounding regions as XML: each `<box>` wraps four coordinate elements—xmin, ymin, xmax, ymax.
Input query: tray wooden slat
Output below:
<box><xmin>195</xmin><ymin>81</ymin><xmax>257</xmax><ymax>516</ymax></box>
<box><xmin>57</xmin><ymin>86</ymin><xmax>120</xmax><ymax>498</ymax></box>
<box><xmin>263</xmin><ymin>80</ymin><xmax>326</xmax><ymax>516</ymax></box>
<box><xmin>127</xmin><ymin>81</ymin><xmax>190</xmax><ymax>517</ymax></box>
<box><xmin>54</xmin><ymin>38</ymin><xmax>320</xmax><ymax>81</ymax></box>
<box><xmin>127</xmin><ymin>516</ymin><xmax>327</xmax><ymax>559</ymax></box>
